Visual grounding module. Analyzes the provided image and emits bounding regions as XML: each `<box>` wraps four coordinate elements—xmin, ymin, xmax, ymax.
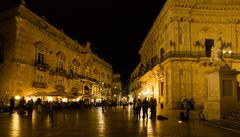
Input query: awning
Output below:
<box><xmin>27</xmin><ymin>91</ymin><xmax>47</xmax><ymax>96</ymax></box>
<box><xmin>47</xmin><ymin>91</ymin><xmax>69</xmax><ymax>96</ymax></box>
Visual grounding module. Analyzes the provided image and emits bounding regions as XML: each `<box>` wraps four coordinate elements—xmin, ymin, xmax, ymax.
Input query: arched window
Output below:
<box><xmin>72</xmin><ymin>58</ymin><xmax>80</xmax><ymax>74</ymax></box>
<box><xmin>56</xmin><ymin>52</ymin><xmax>66</xmax><ymax>70</ymax></box>
<box><xmin>101</xmin><ymin>72</ymin><xmax>105</xmax><ymax>78</ymax></box>
<box><xmin>34</xmin><ymin>41</ymin><xmax>48</xmax><ymax>65</ymax></box>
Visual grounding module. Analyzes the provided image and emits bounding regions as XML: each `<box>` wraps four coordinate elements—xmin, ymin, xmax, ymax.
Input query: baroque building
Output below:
<box><xmin>111</xmin><ymin>73</ymin><xmax>122</xmax><ymax>103</ymax></box>
<box><xmin>128</xmin><ymin>0</ymin><xmax>240</xmax><ymax>109</ymax></box>
<box><xmin>0</xmin><ymin>4</ymin><xmax>114</xmax><ymax>103</ymax></box>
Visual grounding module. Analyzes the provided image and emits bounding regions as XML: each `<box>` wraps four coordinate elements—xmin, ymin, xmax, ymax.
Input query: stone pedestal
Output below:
<box><xmin>204</xmin><ymin>66</ymin><xmax>240</xmax><ymax>120</ymax></box>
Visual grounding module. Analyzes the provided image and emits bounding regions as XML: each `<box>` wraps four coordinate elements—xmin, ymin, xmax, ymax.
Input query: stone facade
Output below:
<box><xmin>111</xmin><ymin>73</ymin><xmax>122</xmax><ymax>103</ymax></box>
<box><xmin>129</xmin><ymin>0</ymin><xmax>240</xmax><ymax>109</ymax></box>
<box><xmin>0</xmin><ymin>4</ymin><xmax>114</xmax><ymax>103</ymax></box>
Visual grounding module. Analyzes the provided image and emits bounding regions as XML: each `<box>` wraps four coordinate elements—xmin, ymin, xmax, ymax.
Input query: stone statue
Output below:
<box><xmin>211</xmin><ymin>37</ymin><xmax>226</xmax><ymax>66</ymax></box>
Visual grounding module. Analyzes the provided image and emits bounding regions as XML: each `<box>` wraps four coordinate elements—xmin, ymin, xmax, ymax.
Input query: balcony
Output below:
<box><xmin>132</xmin><ymin>51</ymin><xmax>240</xmax><ymax>82</ymax></box>
<box><xmin>34</xmin><ymin>61</ymin><xmax>49</xmax><ymax>72</ymax></box>
<box><xmin>71</xmin><ymin>87</ymin><xmax>79</xmax><ymax>94</ymax></box>
<box><xmin>142</xmin><ymin>51</ymin><xmax>240</xmax><ymax>75</ymax></box>
<box><xmin>56</xmin><ymin>68</ymin><xmax>66</xmax><ymax>76</ymax></box>
<box><xmin>78</xmin><ymin>74</ymin><xmax>99</xmax><ymax>83</ymax></box>
<box><xmin>33</xmin><ymin>81</ymin><xmax>48</xmax><ymax>89</ymax></box>
<box><xmin>67</xmin><ymin>72</ymin><xmax>78</xmax><ymax>79</ymax></box>
<box><xmin>55</xmin><ymin>85</ymin><xmax>65</xmax><ymax>91</ymax></box>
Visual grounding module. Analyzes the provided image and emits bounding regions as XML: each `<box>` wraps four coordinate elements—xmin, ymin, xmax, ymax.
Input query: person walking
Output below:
<box><xmin>27</xmin><ymin>99</ymin><xmax>34</xmax><ymax>117</ymax></box>
<box><xmin>142</xmin><ymin>97</ymin><xmax>149</xmax><ymax>119</ymax></box>
<box><xmin>183</xmin><ymin>99</ymin><xmax>191</xmax><ymax>120</ymax></box>
<box><xmin>149</xmin><ymin>97</ymin><xmax>157</xmax><ymax>119</ymax></box>
<box><xmin>101</xmin><ymin>98</ymin><xmax>106</xmax><ymax>113</ymax></box>
<box><xmin>136</xmin><ymin>98</ymin><xmax>142</xmax><ymax>119</ymax></box>
<box><xmin>18</xmin><ymin>97</ymin><xmax>26</xmax><ymax>115</ymax></box>
<box><xmin>9</xmin><ymin>96</ymin><xmax>15</xmax><ymax>114</ymax></box>
<box><xmin>36</xmin><ymin>98</ymin><xmax>42</xmax><ymax>113</ymax></box>
<box><xmin>121</xmin><ymin>98</ymin><xmax>128</xmax><ymax>111</ymax></box>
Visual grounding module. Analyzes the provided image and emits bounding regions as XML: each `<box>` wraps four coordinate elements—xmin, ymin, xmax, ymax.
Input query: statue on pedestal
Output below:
<box><xmin>211</xmin><ymin>37</ymin><xmax>226</xmax><ymax>66</ymax></box>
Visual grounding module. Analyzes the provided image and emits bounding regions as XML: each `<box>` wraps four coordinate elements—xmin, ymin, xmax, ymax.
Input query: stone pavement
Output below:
<box><xmin>0</xmin><ymin>106</ymin><xmax>239</xmax><ymax>137</ymax></box>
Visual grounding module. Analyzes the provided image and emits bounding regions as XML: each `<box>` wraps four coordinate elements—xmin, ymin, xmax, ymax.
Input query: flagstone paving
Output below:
<box><xmin>0</xmin><ymin>106</ymin><xmax>239</xmax><ymax>137</ymax></box>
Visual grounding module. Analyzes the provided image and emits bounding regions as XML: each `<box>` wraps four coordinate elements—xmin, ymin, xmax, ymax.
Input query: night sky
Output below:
<box><xmin>1</xmin><ymin>0</ymin><xmax>166</xmax><ymax>83</ymax></box>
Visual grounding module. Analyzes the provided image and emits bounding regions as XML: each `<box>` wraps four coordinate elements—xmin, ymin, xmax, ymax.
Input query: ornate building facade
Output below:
<box><xmin>128</xmin><ymin>0</ymin><xmax>240</xmax><ymax>109</ymax></box>
<box><xmin>0</xmin><ymin>4</ymin><xmax>114</xmax><ymax>103</ymax></box>
<box><xmin>111</xmin><ymin>73</ymin><xmax>122</xmax><ymax>103</ymax></box>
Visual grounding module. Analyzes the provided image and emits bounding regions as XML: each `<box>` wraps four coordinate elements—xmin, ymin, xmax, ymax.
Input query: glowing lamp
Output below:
<box><xmin>15</xmin><ymin>95</ymin><xmax>20</xmax><ymax>100</ymax></box>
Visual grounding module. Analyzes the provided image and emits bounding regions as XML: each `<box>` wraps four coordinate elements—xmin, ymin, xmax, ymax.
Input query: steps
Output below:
<box><xmin>205</xmin><ymin>111</ymin><xmax>240</xmax><ymax>133</ymax></box>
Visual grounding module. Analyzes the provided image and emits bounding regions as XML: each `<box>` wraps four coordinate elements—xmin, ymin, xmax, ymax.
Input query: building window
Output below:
<box><xmin>73</xmin><ymin>65</ymin><xmax>78</xmax><ymax>74</ymax></box>
<box><xmin>58</xmin><ymin>60</ymin><xmax>64</xmax><ymax>69</ymax></box>
<box><xmin>178</xmin><ymin>33</ymin><xmax>182</xmax><ymax>44</ymax></box>
<box><xmin>205</xmin><ymin>39</ymin><xmax>214</xmax><ymax>57</ymax></box>
<box><xmin>57</xmin><ymin>78</ymin><xmax>64</xmax><ymax>86</ymax></box>
<box><xmin>37</xmin><ymin>74</ymin><xmax>43</xmax><ymax>83</ymax></box>
<box><xmin>161</xmin><ymin>82</ymin><xmax>164</xmax><ymax>96</ymax></box>
<box><xmin>37</xmin><ymin>52</ymin><xmax>45</xmax><ymax>65</ymax></box>
<box><xmin>101</xmin><ymin>72</ymin><xmax>105</xmax><ymax>78</ymax></box>
<box><xmin>73</xmin><ymin>80</ymin><xmax>77</xmax><ymax>88</ymax></box>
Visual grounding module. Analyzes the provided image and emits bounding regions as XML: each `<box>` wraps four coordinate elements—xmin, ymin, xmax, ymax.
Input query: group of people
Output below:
<box><xmin>101</xmin><ymin>98</ymin><xmax>118</xmax><ymax>113</ymax></box>
<box><xmin>133</xmin><ymin>97</ymin><xmax>157</xmax><ymax>120</ymax></box>
<box><xmin>181</xmin><ymin>98</ymin><xmax>195</xmax><ymax>120</ymax></box>
<box><xmin>9</xmin><ymin>96</ymin><xmax>34</xmax><ymax>116</ymax></box>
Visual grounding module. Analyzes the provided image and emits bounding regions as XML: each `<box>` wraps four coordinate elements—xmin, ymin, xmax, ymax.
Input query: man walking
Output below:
<box><xmin>9</xmin><ymin>96</ymin><xmax>15</xmax><ymax>114</ymax></box>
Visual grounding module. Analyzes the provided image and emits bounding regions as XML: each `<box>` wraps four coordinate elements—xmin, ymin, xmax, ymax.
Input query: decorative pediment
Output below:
<box><xmin>34</xmin><ymin>41</ymin><xmax>48</xmax><ymax>52</ymax></box>
<box><xmin>56</xmin><ymin>51</ymin><xmax>66</xmax><ymax>60</ymax></box>
<box><xmin>200</xmin><ymin>26</ymin><xmax>223</xmax><ymax>34</ymax></box>
<box><xmin>72</xmin><ymin>58</ymin><xmax>80</xmax><ymax>66</ymax></box>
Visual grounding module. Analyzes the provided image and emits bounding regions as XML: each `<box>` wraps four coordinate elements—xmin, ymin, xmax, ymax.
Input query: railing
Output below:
<box><xmin>67</xmin><ymin>72</ymin><xmax>78</xmax><ymax>79</ymax></box>
<box><xmin>55</xmin><ymin>85</ymin><xmax>65</xmax><ymax>91</ymax></box>
<box><xmin>33</xmin><ymin>81</ymin><xmax>48</xmax><ymax>89</ymax></box>
<box><xmin>56</xmin><ymin>68</ymin><xmax>66</xmax><ymax>76</ymax></box>
<box><xmin>34</xmin><ymin>61</ymin><xmax>49</xmax><ymax>71</ymax></box>
<box><xmin>71</xmin><ymin>87</ymin><xmax>79</xmax><ymax>93</ymax></box>
<box><xmin>78</xmin><ymin>74</ymin><xmax>99</xmax><ymax>83</ymax></box>
<box><xmin>130</xmin><ymin>51</ymin><xmax>240</xmax><ymax>82</ymax></box>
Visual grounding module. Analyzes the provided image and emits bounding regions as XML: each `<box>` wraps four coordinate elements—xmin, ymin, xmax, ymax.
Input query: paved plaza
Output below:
<box><xmin>0</xmin><ymin>106</ymin><xmax>239</xmax><ymax>137</ymax></box>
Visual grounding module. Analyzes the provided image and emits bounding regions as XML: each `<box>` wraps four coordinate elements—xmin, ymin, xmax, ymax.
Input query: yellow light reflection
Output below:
<box><xmin>96</xmin><ymin>108</ymin><xmax>105</xmax><ymax>134</ymax></box>
<box><xmin>10</xmin><ymin>113</ymin><xmax>20</xmax><ymax>137</ymax></box>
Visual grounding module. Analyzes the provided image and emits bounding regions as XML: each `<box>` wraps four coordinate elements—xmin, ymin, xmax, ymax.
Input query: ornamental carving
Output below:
<box><xmin>211</xmin><ymin>37</ymin><xmax>226</xmax><ymax>66</ymax></box>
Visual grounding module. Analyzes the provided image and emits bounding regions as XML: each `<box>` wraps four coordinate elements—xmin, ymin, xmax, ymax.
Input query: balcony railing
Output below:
<box><xmin>131</xmin><ymin>51</ymin><xmax>240</xmax><ymax>82</ymax></box>
<box><xmin>71</xmin><ymin>87</ymin><xmax>79</xmax><ymax>93</ymax></box>
<box><xmin>34</xmin><ymin>61</ymin><xmax>49</xmax><ymax>71</ymax></box>
<box><xmin>56</xmin><ymin>68</ymin><xmax>66</xmax><ymax>76</ymax></box>
<box><xmin>78</xmin><ymin>74</ymin><xmax>99</xmax><ymax>83</ymax></box>
<box><xmin>33</xmin><ymin>81</ymin><xmax>48</xmax><ymax>89</ymax></box>
<box><xmin>67</xmin><ymin>72</ymin><xmax>78</xmax><ymax>79</ymax></box>
<box><xmin>55</xmin><ymin>85</ymin><xmax>65</xmax><ymax>91</ymax></box>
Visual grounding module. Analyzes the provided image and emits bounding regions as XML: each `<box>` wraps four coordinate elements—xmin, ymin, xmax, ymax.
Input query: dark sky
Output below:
<box><xmin>1</xmin><ymin>0</ymin><xmax>166</xmax><ymax>83</ymax></box>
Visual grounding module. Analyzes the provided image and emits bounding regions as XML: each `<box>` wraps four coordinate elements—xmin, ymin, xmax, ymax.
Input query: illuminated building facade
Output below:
<box><xmin>128</xmin><ymin>0</ymin><xmax>240</xmax><ymax>109</ymax></box>
<box><xmin>0</xmin><ymin>4</ymin><xmax>114</xmax><ymax>103</ymax></box>
<box><xmin>111</xmin><ymin>73</ymin><xmax>122</xmax><ymax>103</ymax></box>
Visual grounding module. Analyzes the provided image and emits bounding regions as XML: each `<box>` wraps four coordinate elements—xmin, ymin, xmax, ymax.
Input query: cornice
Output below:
<box><xmin>140</xmin><ymin>1</ymin><xmax>240</xmax><ymax>53</ymax></box>
<box><xmin>12</xmin><ymin>5</ymin><xmax>113</xmax><ymax>71</ymax></box>
<box><xmin>173</xmin><ymin>3</ymin><xmax>240</xmax><ymax>11</ymax></box>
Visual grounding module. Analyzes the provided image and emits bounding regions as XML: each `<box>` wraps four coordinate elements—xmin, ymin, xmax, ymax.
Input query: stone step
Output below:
<box><xmin>224</xmin><ymin>116</ymin><xmax>240</xmax><ymax>122</ymax></box>
<box><xmin>209</xmin><ymin>120</ymin><xmax>240</xmax><ymax>131</ymax></box>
